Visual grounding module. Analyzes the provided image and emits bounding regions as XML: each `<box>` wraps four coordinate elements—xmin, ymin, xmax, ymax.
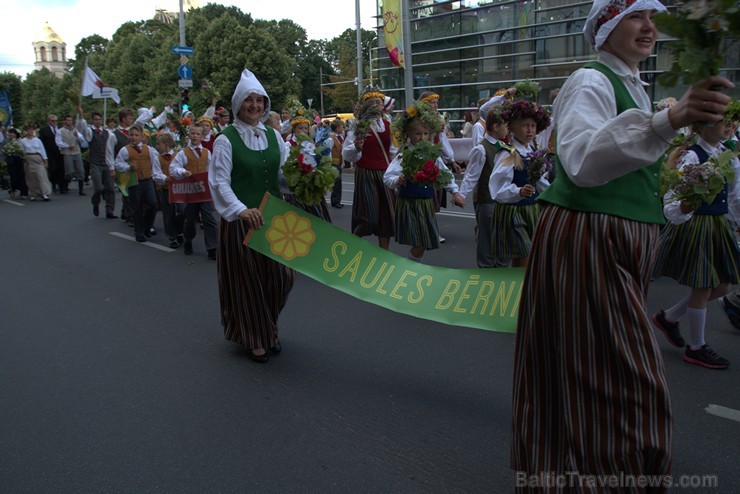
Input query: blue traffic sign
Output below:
<box><xmin>171</xmin><ymin>45</ymin><xmax>194</xmax><ymax>55</ymax></box>
<box><xmin>178</xmin><ymin>64</ymin><xmax>192</xmax><ymax>79</ymax></box>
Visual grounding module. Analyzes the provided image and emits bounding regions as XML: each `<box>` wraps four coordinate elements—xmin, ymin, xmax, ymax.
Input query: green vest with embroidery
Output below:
<box><xmin>478</xmin><ymin>139</ymin><xmax>511</xmax><ymax>204</ymax></box>
<box><xmin>221</xmin><ymin>125</ymin><xmax>281</xmax><ymax>208</ymax></box>
<box><xmin>537</xmin><ymin>61</ymin><xmax>665</xmax><ymax>224</ymax></box>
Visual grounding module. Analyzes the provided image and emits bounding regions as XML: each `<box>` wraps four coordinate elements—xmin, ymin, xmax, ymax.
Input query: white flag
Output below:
<box><xmin>81</xmin><ymin>65</ymin><xmax>121</xmax><ymax>104</ymax></box>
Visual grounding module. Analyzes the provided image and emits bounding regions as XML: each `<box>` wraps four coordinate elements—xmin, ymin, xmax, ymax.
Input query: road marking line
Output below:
<box><xmin>705</xmin><ymin>404</ymin><xmax>740</xmax><ymax>423</ymax></box>
<box><xmin>109</xmin><ymin>232</ymin><xmax>175</xmax><ymax>252</ymax></box>
<box><xmin>2</xmin><ymin>199</ymin><xmax>25</xmax><ymax>206</ymax></box>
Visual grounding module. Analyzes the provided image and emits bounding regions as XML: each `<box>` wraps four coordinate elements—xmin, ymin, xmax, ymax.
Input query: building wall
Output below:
<box><xmin>373</xmin><ymin>0</ymin><xmax>739</xmax><ymax>134</ymax></box>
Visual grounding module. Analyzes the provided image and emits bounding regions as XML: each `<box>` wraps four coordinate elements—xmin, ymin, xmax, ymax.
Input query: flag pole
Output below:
<box><xmin>402</xmin><ymin>0</ymin><xmax>413</xmax><ymax>107</ymax></box>
<box><xmin>355</xmin><ymin>0</ymin><xmax>363</xmax><ymax>95</ymax></box>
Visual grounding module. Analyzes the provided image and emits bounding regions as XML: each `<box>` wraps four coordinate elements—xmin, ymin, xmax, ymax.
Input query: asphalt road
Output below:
<box><xmin>1</xmin><ymin>173</ymin><xmax>739</xmax><ymax>493</ymax></box>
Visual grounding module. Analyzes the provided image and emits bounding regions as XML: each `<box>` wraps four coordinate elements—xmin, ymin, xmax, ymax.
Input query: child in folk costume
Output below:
<box><xmin>342</xmin><ymin>87</ymin><xmax>398</xmax><ymax>250</ymax></box>
<box><xmin>472</xmin><ymin>87</ymin><xmax>517</xmax><ymax>146</ymax></box>
<box><xmin>283</xmin><ymin>99</ymin><xmax>332</xmax><ymax>222</ymax></box>
<box><xmin>197</xmin><ymin>116</ymin><xmax>217</xmax><ymax>153</ymax></box>
<box><xmin>114</xmin><ymin>124</ymin><xmax>165</xmax><ymax>242</ymax></box>
<box><xmin>651</xmin><ymin>118</ymin><xmax>740</xmax><ymax>369</ymax></box>
<box><xmin>328</xmin><ymin>119</ymin><xmax>346</xmax><ymax>209</ymax></box>
<box><xmin>490</xmin><ymin>100</ymin><xmax>551</xmax><ymax>267</ymax></box>
<box><xmin>383</xmin><ymin>101</ymin><xmax>463</xmax><ymax>262</ymax></box>
<box><xmin>154</xmin><ymin>132</ymin><xmax>185</xmax><ymax>249</ymax></box>
<box><xmin>168</xmin><ymin>123</ymin><xmax>218</xmax><ymax>259</ymax></box>
<box><xmin>457</xmin><ymin>108</ymin><xmax>511</xmax><ymax>268</ymax></box>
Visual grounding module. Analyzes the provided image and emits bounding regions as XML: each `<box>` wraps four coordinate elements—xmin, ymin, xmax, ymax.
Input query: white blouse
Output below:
<box><xmin>490</xmin><ymin>138</ymin><xmax>550</xmax><ymax>203</ymax></box>
<box><xmin>21</xmin><ymin>137</ymin><xmax>47</xmax><ymax>159</ymax></box>
<box><xmin>383</xmin><ymin>153</ymin><xmax>459</xmax><ymax>194</ymax></box>
<box><xmin>342</xmin><ymin>117</ymin><xmax>398</xmax><ymax>165</ymax></box>
<box><xmin>553</xmin><ymin>51</ymin><xmax>676</xmax><ymax>187</ymax></box>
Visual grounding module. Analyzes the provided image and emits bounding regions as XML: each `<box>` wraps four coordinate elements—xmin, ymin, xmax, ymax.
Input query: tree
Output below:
<box><xmin>69</xmin><ymin>34</ymin><xmax>109</xmax><ymax>76</ymax></box>
<box><xmin>323</xmin><ymin>45</ymin><xmax>361</xmax><ymax>113</ymax></box>
<box><xmin>254</xmin><ymin>19</ymin><xmax>307</xmax><ymax>61</ymax></box>
<box><xmin>326</xmin><ymin>28</ymin><xmax>377</xmax><ymax>77</ymax></box>
<box><xmin>20</xmin><ymin>68</ymin><xmax>66</xmax><ymax>125</ymax></box>
<box><xmin>0</xmin><ymin>72</ymin><xmax>23</xmax><ymax>126</ymax></box>
<box><xmin>296</xmin><ymin>40</ymin><xmax>337</xmax><ymax>114</ymax></box>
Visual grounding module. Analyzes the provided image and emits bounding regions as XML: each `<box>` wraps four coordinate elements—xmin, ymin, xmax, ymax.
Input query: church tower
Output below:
<box><xmin>32</xmin><ymin>22</ymin><xmax>67</xmax><ymax>78</ymax></box>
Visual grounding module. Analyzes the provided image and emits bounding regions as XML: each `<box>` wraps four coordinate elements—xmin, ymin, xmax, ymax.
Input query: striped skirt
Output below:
<box><xmin>512</xmin><ymin>205</ymin><xmax>672</xmax><ymax>490</ymax></box>
<box><xmin>217</xmin><ymin>218</ymin><xmax>295</xmax><ymax>350</ymax></box>
<box><xmin>492</xmin><ymin>202</ymin><xmax>540</xmax><ymax>259</ymax></box>
<box><xmin>283</xmin><ymin>193</ymin><xmax>332</xmax><ymax>223</ymax></box>
<box><xmin>351</xmin><ymin>167</ymin><xmax>395</xmax><ymax>238</ymax></box>
<box><xmin>652</xmin><ymin>214</ymin><xmax>740</xmax><ymax>288</ymax></box>
<box><xmin>394</xmin><ymin>196</ymin><xmax>440</xmax><ymax>250</ymax></box>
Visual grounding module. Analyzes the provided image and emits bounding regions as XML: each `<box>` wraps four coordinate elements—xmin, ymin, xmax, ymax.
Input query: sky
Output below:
<box><xmin>0</xmin><ymin>0</ymin><xmax>379</xmax><ymax>78</ymax></box>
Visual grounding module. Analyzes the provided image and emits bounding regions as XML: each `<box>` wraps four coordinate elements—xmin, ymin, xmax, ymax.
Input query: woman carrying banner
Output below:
<box><xmin>209</xmin><ymin>69</ymin><xmax>294</xmax><ymax>364</ymax></box>
<box><xmin>510</xmin><ymin>0</ymin><xmax>733</xmax><ymax>487</ymax></box>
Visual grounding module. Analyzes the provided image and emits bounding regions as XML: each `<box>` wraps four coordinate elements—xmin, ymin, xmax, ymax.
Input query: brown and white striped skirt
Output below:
<box><xmin>511</xmin><ymin>205</ymin><xmax>672</xmax><ymax>492</ymax></box>
<box><xmin>217</xmin><ymin>218</ymin><xmax>295</xmax><ymax>351</ymax></box>
<box><xmin>351</xmin><ymin>167</ymin><xmax>395</xmax><ymax>238</ymax></box>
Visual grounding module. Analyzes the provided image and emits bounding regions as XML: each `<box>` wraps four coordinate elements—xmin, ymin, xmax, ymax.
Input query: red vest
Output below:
<box><xmin>357</xmin><ymin>119</ymin><xmax>391</xmax><ymax>170</ymax></box>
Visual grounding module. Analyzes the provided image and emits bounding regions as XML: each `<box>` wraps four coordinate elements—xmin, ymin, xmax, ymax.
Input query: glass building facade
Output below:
<box><xmin>372</xmin><ymin>0</ymin><xmax>739</xmax><ymax>134</ymax></box>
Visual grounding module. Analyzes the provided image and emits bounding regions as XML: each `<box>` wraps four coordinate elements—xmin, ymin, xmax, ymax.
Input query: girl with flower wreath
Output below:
<box><xmin>383</xmin><ymin>101</ymin><xmax>463</xmax><ymax>262</ymax></box>
<box><xmin>283</xmin><ymin>99</ymin><xmax>333</xmax><ymax>222</ymax></box>
<box><xmin>489</xmin><ymin>99</ymin><xmax>551</xmax><ymax>267</ymax></box>
<box><xmin>342</xmin><ymin>87</ymin><xmax>397</xmax><ymax>250</ymax></box>
<box><xmin>651</xmin><ymin>115</ymin><xmax>740</xmax><ymax>370</ymax></box>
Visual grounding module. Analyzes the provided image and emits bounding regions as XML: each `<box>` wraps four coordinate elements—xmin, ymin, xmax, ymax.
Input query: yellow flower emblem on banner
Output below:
<box><xmin>265</xmin><ymin>211</ymin><xmax>316</xmax><ymax>261</ymax></box>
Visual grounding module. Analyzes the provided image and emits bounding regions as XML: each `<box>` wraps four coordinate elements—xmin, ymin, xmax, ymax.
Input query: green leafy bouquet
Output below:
<box><xmin>654</xmin><ymin>0</ymin><xmax>740</xmax><ymax>87</ymax></box>
<box><xmin>513</xmin><ymin>79</ymin><xmax>540</xmax><ymax>101</ymax></box>
<box><xmin>4</xmin><ymin>139</ymin><xmax>24</xmax><ymax>158</ymax></box>
<box><xmin>282</xmin><ymin>133</ymin><xmax>339</xmax><ymax>205</ymax></box>
<box><xmin>399</xmin><ymin>140</ymin><xmax>452</xmax><ymax>189</ymax></box>
<box><xmin>353</xmin><ymin>99</ymin><xmax>383</xmax><ymax>138</ymax></box>
<box><xmin>660</xmin><ymin>149</ymin><xmax>736</xmax><ymax>209</ymax></box>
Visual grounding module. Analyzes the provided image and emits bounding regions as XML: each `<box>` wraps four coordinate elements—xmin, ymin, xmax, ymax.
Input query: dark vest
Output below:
<box><xmin>690</xmin><ymin>144</ymin><xmax>729</xmax><ymax>216</ymax></box>
<box><xmin>477</xmin><ymin>139</ymin><xmax>507</xmax><ymax>204</ymax></box>
<box><xmin>221</xmin><ymin>125</ymin><xmax>281</xmax><ymax>209</ymax></box>
<box><xmin>510</xmin><ymin>154</ymin><xmax>538</xmax><ymax>206</ymax></box>
<box><xmin>114</xmin><ymin>129</ymin><xmax>130</xmax><ymax>157</ymax></box>
<box><xmin>88</xmin><ymin>128</ymin><xmax>109</xmax><ymax>167</ymax></box>
<box><xmin>537</xmin><ymin>61</ymin><xmax>665</xmax><ymax>224</ymax></box>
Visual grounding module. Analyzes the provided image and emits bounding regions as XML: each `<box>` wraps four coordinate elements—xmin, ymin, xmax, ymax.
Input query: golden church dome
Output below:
<box><xmin>34</xmin><ymin>22</ymin><xmax>64</xmax><ymax>44</ymax></box>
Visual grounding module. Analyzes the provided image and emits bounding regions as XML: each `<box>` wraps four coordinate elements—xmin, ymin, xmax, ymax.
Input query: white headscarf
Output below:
<box><xmin>583</xmin><ymin>0</ymin><xmax>666</xmax><ymax>51</ymax></box>
<box><xmin>231</xmin><ymin>69</ymin><xmax>271</xmax><ymax>123</ymax></box>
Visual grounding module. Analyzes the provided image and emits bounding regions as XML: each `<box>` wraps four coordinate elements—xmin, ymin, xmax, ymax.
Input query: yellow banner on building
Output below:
<box><xmin>382</xmin><ymin>0</ymin><xmax>405</xmax><ymax>68</ymax></box>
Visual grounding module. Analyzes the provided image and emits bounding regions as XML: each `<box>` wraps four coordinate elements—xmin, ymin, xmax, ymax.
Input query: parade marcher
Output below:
<box><xmin>154</xmin><ymin>132</ymin><xmax>185</xmax><ymax>249</ymax></box>
<box><xmin>21</xmin><ymin>124</ymin><xmax>51</xmax><ymax>201</ymax></box>
<box><xmin>169</xmin><ymin>123</ymin><xmax>218</xmax><ymax>259</ymax></box>
<box><xmin>457</xmin><ymin>108</ymin><xmax>511</xmax><ymax>268</ymax></box>
<box><xmin>383</xmin><ymin>100</ymin><xmax>463</xmax><ymax>263</ymax></box>
<box><xmin>279</xmin><ymin>107</ymin><xmax>291</xmax><ymax>140</ymax></box>
<box><xmin>489</xmin><ymin>100</ymin><xmax>551</xmax><ymax>267</ymax></box>
<box><xmin>4</xmin><ymin>128</ymin><xmax>29</xmax><ymax>200</ymax></box>
<box><xmin>210</xmin><ymin>68</ymin><xmax>294</xmax><ymax>363</ymax></box>
<box><xmin>214</xmin><ymin>107</ymin><xmax>231</xmax><ymax>133</ymax></box>
<box><xmin>114</xmin><ymin>108</ymin><xmax>135</xmax><ymax>225</ymax></box>
<box><xmin>460</xmin><ymin>110</ymin><xmax>476</xmax><ymax>138</ymax></box>
<box><xmin>55</xmin><ymin>114</ymin><xmax>87</xmax><ymax>196</ymax></box>
<box><xmin>472</xmin><ymin>87</ymin><xmax>516</xmax><ymax>146</ymax></box>
<box><xmin>342</xmin><ymin>87</ymin><xmax>397</xmax><ymax>250</ymax></box>
<box><xmin>651</xmin><ymin>117</ymin><xmax>740</xmax><ymax>370</ymax></box>
<box><xmin>197</xmin><ymin>116</ymin><xmax>217</xmax><ymax>153</ymax></box>
<box><xmin>114</xmin><ymin>124</ymin><xmax>164</xmax><ymax>242</ymax></box>
<box><xmin>284</xmin><ymin>100</ymin><xmax>332</xmax><ymax>222</ymax></box>
<box><xmin>510</xmin><ymin>0</ymin><xmax>733</xmax><ymax>486</ymax></box>
<box><xmin>76</xmin><ymin>106</ymin><xmax>117</xmax><ymax>218</ymax></box>
<box><xmin>38</xmin><ymin>114</ymin><xmax>67</xmax><ymax>194</ymax></box>
<box><xmin>328</xmin><ymin>119</ymin><xmax>345</xmax><ymax>209</ymax></box>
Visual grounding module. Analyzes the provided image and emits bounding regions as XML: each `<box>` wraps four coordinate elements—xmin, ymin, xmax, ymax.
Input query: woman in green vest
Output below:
<box><xmin>209</xmin><ymin>69</ymin><xmax>295</xmax><ymax>364</ymax></box>
<box><xmin>510</xmin><ymin>0</ymin><xmax>734</xmax><ymax>487</ymax></box>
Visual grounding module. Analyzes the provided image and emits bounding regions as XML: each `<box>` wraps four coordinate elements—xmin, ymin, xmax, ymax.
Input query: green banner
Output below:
<box><xmin>245</xmin><ymin>193</ymin><xmax>525</xmax><ymax>332</ymax></box>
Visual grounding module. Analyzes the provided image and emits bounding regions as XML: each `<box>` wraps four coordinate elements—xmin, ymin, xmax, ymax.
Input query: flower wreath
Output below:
<box><xmin>419</xmin><ymin>93</ymin><xmax>440</xmax><ymax>104</ymax></box>
<box><xmin>391</xmin><ymin>100</ymin><xmax>443</xmax><ymax>147</ymax></box>
<box><xmin>500</xmin><ymin>100</ymin><xmax>551</xmax><ymax>133</ymax></box>
<box><xmin>724</xmin><ymin>100</ymin><xmax>740</xmax><ymax>124</ymax></box>
<box><xmin>285</xmin><ymin>96</ymin><xmax>311</xmax><ymax>128</ymax></box>
<box><xmin>361</xmin><ymin>85</ymin><xmax>386</xmax><ymax>102</ymax></box>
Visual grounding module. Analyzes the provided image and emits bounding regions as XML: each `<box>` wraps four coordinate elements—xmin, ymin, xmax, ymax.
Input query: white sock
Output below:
<box><xmin>665</xmin><ymin>294</ymin><xmax>691</xmax><ymax>322</ymax></box>
<box><xmin>687</xmin><ymin>307</ymin><xmax>707</xmax><ymax>350</ymax></box>
<box><xmin>406</xmin><ymin>252</ymin><xmax>424</xmax><ymax>264</ymax></box>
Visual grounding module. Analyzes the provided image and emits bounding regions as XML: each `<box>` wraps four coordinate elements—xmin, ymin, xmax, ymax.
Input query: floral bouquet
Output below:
<box><xmin>653</xmin><ymin>0</ymin><xmax>740</xmax><ymax>87</ymax></box>
<box><xmin>167</xmin><ymin>113</ymin><xmax>189</xmax><ymax>143</ymax></box>
<box><xmin>660</xmin><ymin>149</ymin><xmax>736</xmax><ymax>209</ymax></box>
<box><xmin>4</xmin><ymin>139</ymin><xmax>24</xmax><ymax>158</ymax></box>
<box><xmin>282</xmin><ymin>133</ymin><xmax>339</xmax><ymax>205</ymax></box>
<box><xmin>199</xmin><ymin>79</ymin><xmax>221</xmax><ymax>104</ymax></box>
<box><xmin>399</xmin><ymin>140</ymin><xmax>452</xmax><ymax>189</ymax></box>
<box><xmin>514</xmin><ymin>79</ymin><xmax>540</xmax><ymax>101</ymax></box>
<box><xmin>525</xmin><ymin>149</ymin><xmax>553</xmax><ymax>185</ymax></box>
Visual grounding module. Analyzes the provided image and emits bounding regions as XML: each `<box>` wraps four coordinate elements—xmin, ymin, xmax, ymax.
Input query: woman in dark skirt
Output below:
<box><xmin>209</xmin><ymin>69</ymin><xmax>295</xmax><ymax>364</ymax></box>
<box><xmin>5</xmin><ymin>128</ymin><xmax>29</xmax><ymax>199</ymax></box>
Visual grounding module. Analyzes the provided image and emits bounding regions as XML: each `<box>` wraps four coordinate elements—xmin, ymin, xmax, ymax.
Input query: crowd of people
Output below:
<box><xmin>1</xmin><ymin>0</ymin><xmax>739</xmax><ymax>488</ymax></box>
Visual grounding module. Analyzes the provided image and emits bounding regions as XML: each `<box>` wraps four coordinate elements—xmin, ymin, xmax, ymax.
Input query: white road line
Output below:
<box><xmin>109</xmin><ymin>232</ymin><xmax>175</xmax><ymax>252</ymax></box>
<box><xmin>2</xmin><ymin>199</ymin><xmax>25</xmax><ymax>206</ymax></box>
<box><xmin>705</xmin><ymin>404</ymin><xmax>740</xmax><ymax>423</ymax></box>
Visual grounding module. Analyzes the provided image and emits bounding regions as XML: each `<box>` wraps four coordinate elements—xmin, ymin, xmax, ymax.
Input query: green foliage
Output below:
<box><xmin>0</xmin><ymin>72</ymin><xmax>23</xmax><ymax>125</ymax></box>
<box><xmin>399</xmin><ymin>140</ymin><xmax>451</xmax><ymax>189</ymax></box>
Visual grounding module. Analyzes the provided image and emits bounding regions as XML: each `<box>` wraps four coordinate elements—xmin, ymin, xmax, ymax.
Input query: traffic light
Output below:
<box><xmin>181</xmin><ymin>89</ymin><xmax>190</xmax><ymax>113</ymax></box>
